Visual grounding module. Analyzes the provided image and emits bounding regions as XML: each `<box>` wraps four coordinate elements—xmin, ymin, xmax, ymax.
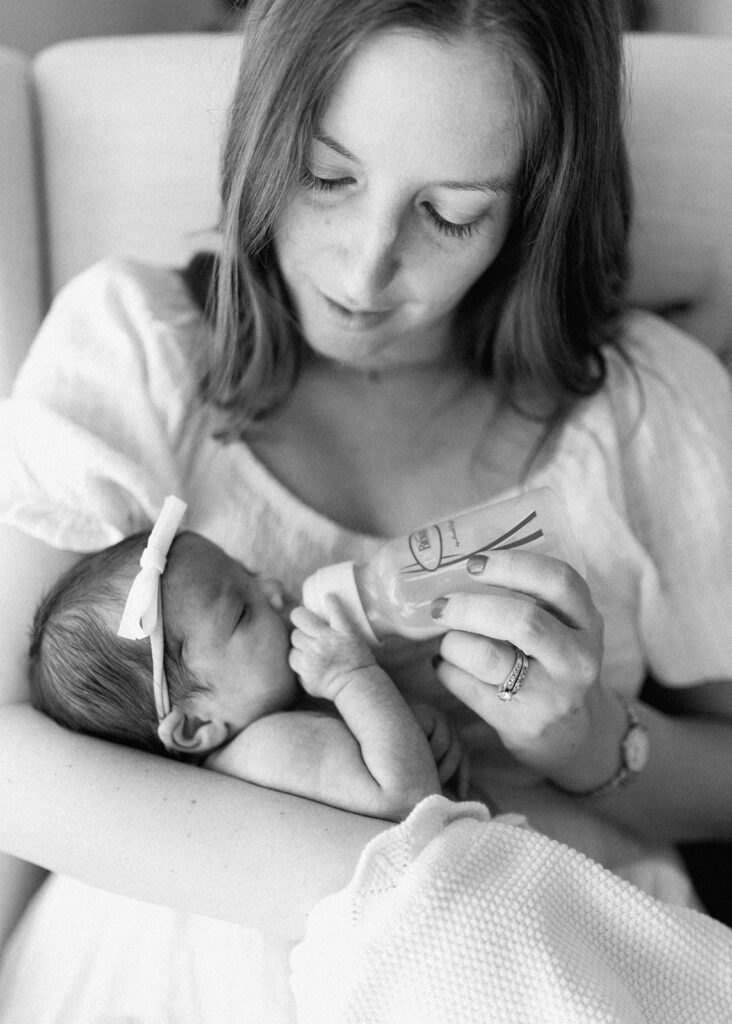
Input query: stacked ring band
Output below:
<box><xmin>497</xmin><ymin>647</ymin><xmax>529</xmax><ymax>702</ymax></box>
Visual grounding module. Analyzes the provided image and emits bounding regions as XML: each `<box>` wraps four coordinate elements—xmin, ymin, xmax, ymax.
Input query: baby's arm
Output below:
<box><xmin>288</xmin><ymin>601</ymin><xmax>445</xmax><ymax>818</ymax></box>
<box><xmin>212</xmin><ymin>602</ymin><xmax>448</xmax><ymax>820</ymax></box>
<box><xmin>207</xmin><ymin>706</ymin><xmax>417</xmax><ymax>820</ymax></box>
<box><xmin>209</xmin><ymin>602</ymin><xmax>471</xmax><ymax>819</ymax></box>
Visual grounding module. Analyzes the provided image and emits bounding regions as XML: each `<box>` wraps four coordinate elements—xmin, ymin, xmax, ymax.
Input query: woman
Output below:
<box><xmin>1</xmin><ymin>0</ymin><xmax>731</xmax><ymax>1019</ymax></box>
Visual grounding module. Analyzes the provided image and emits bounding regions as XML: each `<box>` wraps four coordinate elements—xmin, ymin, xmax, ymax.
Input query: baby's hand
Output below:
<box><xmin>289</xmin><ymin>598</ymin><xmax>376</xmax><ymax>702</ymax></box>
<box><xmin>411</xmin><ymin>703</ymin><xmax>470</xmax><ymax>799</ymax></box>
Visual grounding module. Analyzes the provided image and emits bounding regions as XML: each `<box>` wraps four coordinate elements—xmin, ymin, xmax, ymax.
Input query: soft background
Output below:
<box><xmin>1</xmin><ymin>1</ymin><xmax>731</xmax><ymax>56</ymax></box>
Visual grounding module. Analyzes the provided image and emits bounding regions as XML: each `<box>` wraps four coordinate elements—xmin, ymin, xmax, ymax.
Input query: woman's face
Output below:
<box><xmin>274</xmin><ymin>29</ymin><xmax>522</xmax><ymax>372</ymax></box>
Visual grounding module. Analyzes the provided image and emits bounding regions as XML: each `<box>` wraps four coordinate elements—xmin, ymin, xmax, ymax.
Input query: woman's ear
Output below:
<box><xmin>157</xmin><ymin>706</ymin><xmax>228</xmax><ymax>755</ymax></box>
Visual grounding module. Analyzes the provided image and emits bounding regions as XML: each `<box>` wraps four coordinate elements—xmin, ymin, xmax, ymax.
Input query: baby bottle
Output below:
<box><xmin>302</xmin><ymin>487</ymin><xmax>584</xmax><ymax>645</ymax></box>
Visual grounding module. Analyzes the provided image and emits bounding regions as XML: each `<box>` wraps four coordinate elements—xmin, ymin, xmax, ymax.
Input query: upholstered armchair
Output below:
<box><xmin>0</xmin><ymin>29</ymin><xmax>731</xmax><ymax>920</ymax></box>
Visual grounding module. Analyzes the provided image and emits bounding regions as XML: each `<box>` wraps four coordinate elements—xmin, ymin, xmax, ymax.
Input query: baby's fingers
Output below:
<box><xmin>439</xmin><ymin>738</ymin><xmax>464</xmax><ymax>786</ymax></box>
<box><xmin>290</xmin><ymin>604</ymin><xmax>333</xmax><ymax>637</ymax></box>
<box><xmin>291</xmin><ymin>598</ymin><xmax>361</xmax><ymax>639</ymax></box>
<box><xmin>456</xmin><ymin>749</ymin><xmax>471</xmax><ymax>800</ymax></box>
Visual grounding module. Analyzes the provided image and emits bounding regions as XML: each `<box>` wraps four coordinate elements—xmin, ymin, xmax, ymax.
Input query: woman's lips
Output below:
<box><xmin>322</xmin><ymin>293</ymin><xmax>393</xmax><ymax>329</ymax></box>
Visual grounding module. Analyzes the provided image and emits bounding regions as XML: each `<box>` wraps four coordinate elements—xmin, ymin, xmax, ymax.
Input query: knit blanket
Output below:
<box><xmin>290</xmin><ymin>796</ymin><xmax>732</xmax><ymax>1023</ymax></box>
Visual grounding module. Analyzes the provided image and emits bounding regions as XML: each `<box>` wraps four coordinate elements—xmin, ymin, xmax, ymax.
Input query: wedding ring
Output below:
<box><xmin>497</xmin><ymin>646</ymin><xmax>529</xmax><ymax>702</ymax></box>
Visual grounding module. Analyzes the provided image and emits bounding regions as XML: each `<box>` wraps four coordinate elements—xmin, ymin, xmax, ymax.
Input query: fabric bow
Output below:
<box><xmin>117</xmin><ymin>495</ymin><xmax>187</xmax><ymax>719</ymax></box>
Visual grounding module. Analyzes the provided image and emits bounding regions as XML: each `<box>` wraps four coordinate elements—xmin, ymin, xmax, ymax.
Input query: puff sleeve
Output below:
<box><xmin>610</xmin><ymin>313</ymin><xmax>732</xmax><ymax>684</ymax></box>
<box><xmin>0</xmin><ymin>259</ymin><xmax>206</xmax><ymax>550</ymax></box>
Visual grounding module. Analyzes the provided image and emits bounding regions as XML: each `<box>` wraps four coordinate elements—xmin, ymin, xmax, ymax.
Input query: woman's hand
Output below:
<box><xmin>431</xmin><ymin>550</ymin><xmax>607</xmax><ymax>780</ymax></box>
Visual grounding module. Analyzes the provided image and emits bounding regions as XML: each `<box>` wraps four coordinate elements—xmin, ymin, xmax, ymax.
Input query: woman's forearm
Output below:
<box><xmin>550</xmin><ymin>684</ymin><xmax>732</xmax><ymax>845</ymax></box>
<box><xmin>0</xmin><ymin>703</ymin><xmax>387</xmax><ymax>942</ymax></box>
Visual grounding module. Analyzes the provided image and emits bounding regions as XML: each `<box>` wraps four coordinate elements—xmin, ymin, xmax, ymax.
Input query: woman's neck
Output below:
<box><xmin>299</xmin><ymin>349</ymin><xmax>483</xmax><ymax>425</ymax></box>
<box><xmin>247</xmin><ymin>354</ymin><xmax>541</xmax><ymax>538</ymax></box>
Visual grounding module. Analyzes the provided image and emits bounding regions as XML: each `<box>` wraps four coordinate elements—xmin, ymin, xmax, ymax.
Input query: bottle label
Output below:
<box><xmin>405</xmin><ymin>510</ymin><xmax>543</xmax><ymax>575</ymax></box>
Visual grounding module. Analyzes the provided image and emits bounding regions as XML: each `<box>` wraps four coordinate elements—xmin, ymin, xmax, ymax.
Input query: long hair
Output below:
<box><xmin>198</xmin><ymin>0</ymin><xmax>631</xmax><ymax>436</ymax></box>
<box><xmin>28</xmin><ymin>534</ymin><xmax>207</xmax><ymax>757</ymax></box>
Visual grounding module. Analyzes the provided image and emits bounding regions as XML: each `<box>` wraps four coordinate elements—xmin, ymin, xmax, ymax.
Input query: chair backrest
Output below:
<box><xmin>33</xmin><ymin>33</ymin><xmax>242</xmax><ymax>294</ymax></box>
<box><xmin>623</xmin><ymin>33</ymin><xmax>732</xmax><ymax>364</ymax></box>
<box><xmin>1</xmin><ymin>31</ymin><xmax>731</xmax><ymax>394</ymax></box>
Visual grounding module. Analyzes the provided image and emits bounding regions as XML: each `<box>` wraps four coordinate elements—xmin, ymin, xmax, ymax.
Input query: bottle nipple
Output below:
<box><xmin>301</xmin><ymin>561</ymin><xmax>380</xmax><ymax>645</ymax></box>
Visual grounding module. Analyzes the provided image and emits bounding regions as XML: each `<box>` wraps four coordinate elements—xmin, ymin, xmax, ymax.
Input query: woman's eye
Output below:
<box><xmin>301</xmin><ymin>168</ymin><xmax>353</xmax><ymax>193</ymax></box>
<box><xmin>422</xmin><ymin>202</ymin><xmax>478</xmax><ymax>240</ymax></box>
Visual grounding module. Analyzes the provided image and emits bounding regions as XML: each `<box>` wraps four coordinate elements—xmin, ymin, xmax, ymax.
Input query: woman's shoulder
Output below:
<box><xmin>3</xmin><ymin>259</ymin><xmax>209</xmax><ymax>550</ymax></box>
<box><xmin>604</xmin><ymin>309</ymin><xmax>732</xmax><ymax>423</ymax></box>
<box><xmin>15</xmin><ymin>257</ymin><xmax>206</xmax><ymax>402</ymax></box>
<box><xmin>556</xmin><ymin>309</ymin><xmax>732</xmax><ymax>515</ymax></box>
<box><xmin>49</xmin><ymin>256</ymin><xmax>202</xmax><ymax>338</ymax></box>
<box><xmin>585</xmin><ymin>309</ymin><xmax>732</xmax><ymax>542</ymax></box>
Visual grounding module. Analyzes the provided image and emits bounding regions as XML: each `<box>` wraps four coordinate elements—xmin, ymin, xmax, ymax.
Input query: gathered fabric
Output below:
<box><xmin>291</xmin><ymin>796</ymin><xmax>732</xmax><ymax>1024</ymax></box>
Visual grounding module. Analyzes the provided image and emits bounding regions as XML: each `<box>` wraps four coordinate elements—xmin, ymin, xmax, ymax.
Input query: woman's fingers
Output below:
<box><xmin>435</xmin><ymin>654</ymin><xmax>572</xmax><ymax>749</ymax></box>
<box><xmin>438</xmin><ymin>629</ymin><xmax>516</xmax><ymax>685</ymax></box>
<box><xmin>461</xmin><ymin>550</ymin><xmax>595</xmax><ymax>629</ymax></box>
<box><xmin>429</xmin><ymin>550</ymin><xmax>602</xmax><ymax>685</ymax></box>
<box><xmin>435</xmin><ymin>656</ymin><xmax>509</xmax><ymax>723</ymax></box>
<box><xmin>429</xmin><ymin>551</ymin><xmax>605</xmax><ymax>772</ymax></box>
<box><xmin>434</xmin><ymin>591</ymin><xmax>600</xmax><ymax>686</ymax></box>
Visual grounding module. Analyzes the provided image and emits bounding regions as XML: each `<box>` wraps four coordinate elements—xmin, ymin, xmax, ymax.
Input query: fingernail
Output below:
<box><xmin>467</xmin><ymin>554</ymin><xmax>488</xmax><ymax>575</ymax></box>
<box><xmin>430</xmin><ymin>597</ymin><xmax>448</xmax><ymax>619</ymax></box>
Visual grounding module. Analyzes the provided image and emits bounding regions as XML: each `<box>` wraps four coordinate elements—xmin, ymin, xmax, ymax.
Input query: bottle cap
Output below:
<box><xmin>301</xmin><ymin>561</ymin><xmax>380</xmax><ymax>646</ymax></box>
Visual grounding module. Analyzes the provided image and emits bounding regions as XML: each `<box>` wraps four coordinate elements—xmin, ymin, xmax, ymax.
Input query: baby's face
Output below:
<box><xmin>162</xmin><ymin>532</ymin><xmax>298</xmax><ymax>735</ymax></box>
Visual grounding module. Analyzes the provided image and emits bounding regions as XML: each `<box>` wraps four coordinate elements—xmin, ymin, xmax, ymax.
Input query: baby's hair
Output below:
<box><xmin>28</xmin><ymin>532</ymin><xmax>208</xmax><ymax>758</ymax></box>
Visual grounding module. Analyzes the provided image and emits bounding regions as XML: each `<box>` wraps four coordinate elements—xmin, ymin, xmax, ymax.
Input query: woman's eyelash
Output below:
<box><xmin>422</xmin><ymin>203</ymin><xmax>477</xmax><ymax>240</ymax></box>
<box><xmin>302</xmin><ymin>169</ymin><xmax>478</xmax><ymax>240</ymax></box>
<box><xmin>301</xmin><ymin>169</ymin><xmax>351</xmax><ymax>192</ymax></box>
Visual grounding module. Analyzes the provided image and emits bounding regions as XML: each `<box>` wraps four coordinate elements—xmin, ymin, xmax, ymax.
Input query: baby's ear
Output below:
<box><xmin>157</xmin><ymin>707</ymin><xmax>227</xmax><ymax>755</ymax></box>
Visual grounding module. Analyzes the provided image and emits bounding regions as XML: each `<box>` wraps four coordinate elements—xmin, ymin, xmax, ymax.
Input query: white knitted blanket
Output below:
<box><xmin>290</xmin><ymin>796</ymin><xmax>732</xmax><ymax>1023</ymax></box>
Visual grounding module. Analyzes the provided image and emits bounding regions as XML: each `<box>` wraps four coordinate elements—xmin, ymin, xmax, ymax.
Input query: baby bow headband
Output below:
<box><xmin>117</xmin><ymin>495</ymin><xmax>188</xmax><ymax>720</ymax></box>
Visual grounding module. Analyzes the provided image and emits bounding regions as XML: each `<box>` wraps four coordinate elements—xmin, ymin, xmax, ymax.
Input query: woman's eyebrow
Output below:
<box><xmin>314</xmin><ymin>132</ymin><xmax>514</xmax><ymax>196</ymax></box>
<box><xmin>314</xmin><ymin>132</ymin><xmax>360</xmax><ymax>162</ymax></box>
<box><xmin>435</xmin><ymin>177</ymin><xmax>516</xmax><ymax>197</ymax></box>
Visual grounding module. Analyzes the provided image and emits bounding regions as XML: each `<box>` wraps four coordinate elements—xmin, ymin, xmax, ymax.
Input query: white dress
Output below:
<box><xmin>1</xmin><ymin>259</ymin><xmax>731</xmax><ymax>1022</ymax></box>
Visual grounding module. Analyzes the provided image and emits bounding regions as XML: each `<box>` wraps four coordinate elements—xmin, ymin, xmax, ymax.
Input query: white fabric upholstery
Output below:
<box><xmin>0</xmin><ymin>46</ymin><xmax>44</xmax><ymax>395</ymax></box>
<box><xmin>625</xmin><ymin>34</ymin><xmax>732</xmax><ymax>363</ymax></box>
<box><xmin>33</xmin><ymin>34</ymin><xmax>241</xmax><ymax>296</ymax></box>
<box><xmin>0</xmin><ymin>31</ymin><xmax>730</xmax><ymax>396</ymax></box>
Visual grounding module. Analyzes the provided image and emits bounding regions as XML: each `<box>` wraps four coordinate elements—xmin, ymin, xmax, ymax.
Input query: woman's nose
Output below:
<box><xmin>340</xmin><ymin>208</ymin><xmax>401</xmax><ymax>303</ymax></box>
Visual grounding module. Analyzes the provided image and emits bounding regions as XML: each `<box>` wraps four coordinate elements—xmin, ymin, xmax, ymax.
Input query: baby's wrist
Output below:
<box><xmin>330</xmin><ymin>662</ymin><xmax>389</xmax><ymax>702</ymax></box>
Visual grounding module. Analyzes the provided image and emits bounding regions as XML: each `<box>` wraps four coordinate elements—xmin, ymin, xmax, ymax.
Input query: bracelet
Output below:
<box><xmin>550</xmin><ymin>697</ymin><xmax>650</xmax><ymax>799</ymax></box>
